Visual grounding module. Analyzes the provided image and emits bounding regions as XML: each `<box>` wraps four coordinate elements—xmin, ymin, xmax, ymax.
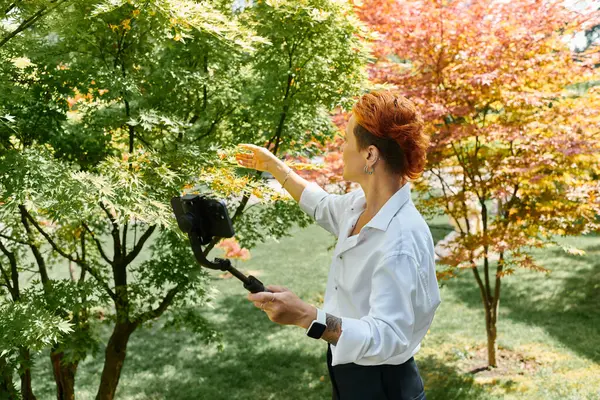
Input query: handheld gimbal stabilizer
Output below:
<box><xmin>170</xmin><ymin>194</ymin><xmax>268</xmax><ymax>293</ymax></box>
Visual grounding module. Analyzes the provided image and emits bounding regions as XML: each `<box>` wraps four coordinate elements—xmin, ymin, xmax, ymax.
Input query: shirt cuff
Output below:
<box><xmin>330</xmin><ymin>317</ymin><xmax>371</xmax><ymax>366</ymax></box>
<box><xmin>298</xmin><ymin>182</ymin><xmax>328</xmax><ymax>219</ymax></box>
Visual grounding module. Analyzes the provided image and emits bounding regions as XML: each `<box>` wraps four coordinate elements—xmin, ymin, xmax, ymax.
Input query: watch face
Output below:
<box><xmin>307</xmin><ymin>323</ymin><xmax>327</xmax><ymax>339</ymax></box>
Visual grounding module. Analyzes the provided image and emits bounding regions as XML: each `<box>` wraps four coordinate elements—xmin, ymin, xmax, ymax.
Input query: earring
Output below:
<box><xmin>364</xmin><ymin>156</ymin><xmax>380</xmax><ymax>175</ymax></box>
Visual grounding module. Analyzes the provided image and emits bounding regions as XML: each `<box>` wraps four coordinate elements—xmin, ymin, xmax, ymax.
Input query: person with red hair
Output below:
<box><xmin>237</xmin><ymin>90</ymin><xmax>440</xmax><ymax>400</ymax></box>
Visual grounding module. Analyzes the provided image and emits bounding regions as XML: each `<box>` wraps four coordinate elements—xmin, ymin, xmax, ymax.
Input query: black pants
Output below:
<box><xmin>326</xmin><ymin>345</ymin><xmax>426</xmax><ymax>400</ymax></box>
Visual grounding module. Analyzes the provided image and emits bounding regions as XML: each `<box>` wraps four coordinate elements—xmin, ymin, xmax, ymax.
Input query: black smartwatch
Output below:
<box><xmin>306</xmin><ymin>308</ymin><xmax>327</xmax><ymax>339</ymax></box>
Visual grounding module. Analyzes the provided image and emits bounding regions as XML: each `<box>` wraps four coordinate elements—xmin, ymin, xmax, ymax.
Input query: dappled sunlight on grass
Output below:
<box><xmin>114</xmin><ymin>325</ymin><xmax>332</xmax><ymax>399</ymax></box>
<box><xmin>429</xmin><ymin>234</ymin><xmax>600</xmax><ymax>399</ymax></box>
<box><xmin>31</xmin><ymin>224</ymin><xmax>600</xmax><ymax>399</ymax></box>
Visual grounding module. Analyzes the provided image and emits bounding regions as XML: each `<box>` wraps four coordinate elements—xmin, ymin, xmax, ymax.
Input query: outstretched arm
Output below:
<box><xmin>268</xmin><ymin>157</ymin><xmax>309</xmax><ymax>203</ymax></box>
<box><xmin>235</xmin><ymin>143</ymin><xmax>309</xmax><ymax>203</ymax></box>
<box><xmin>236</xmin><ymin>143</ymin><xmax>356</xmax><ymax>237</ymax></box>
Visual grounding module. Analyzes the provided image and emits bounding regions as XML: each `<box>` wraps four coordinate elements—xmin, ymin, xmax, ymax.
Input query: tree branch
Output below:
<box><xmin>80</xmin><ymin>260</ymin><xmax>116</xmax><ymax>302</ymax></box>
<box><xmin>0</xmin><ymin>0</ymin><xmax>68</xmax><ymax>48</ymax></box>
<box><xmin>79</xmin><ymin>230</ymin><xmax>86</xmax><ymax>284</ymax></box>
<box><xmin>0</xmin><ymin>8</ymin><xmax>45</xmax><ymax>48</ymax></box>
<box><xmin>20</xmin><ymin>206</ymin><xmax>71</xmax><ymax>261</ymax></box>
<box><xmin>123</xmin><ymin>225</ymin><xmax>155</xmax><ymax>265</ymax></box>
<box><xmin>122</xmin><ymin>221</ymin><xmax>128</xmax><ymax>258</ymax></box>
<box><xmin>502</xmin><ymin>184</ymin><xmax>520</xmax><ymax>221</ymax></box>
<box><xmin>492</xmin><ymin>252</ymin><xmax>504</xmax><ymax>322</ymax></box>
<box><xmin>135</xmin><ymin>282</ymin><xmax>185</xmax><ymax>323</ymax></box>
<box><xmin>0</xmin><ymin>240</ymin><xmax>18</xmax><ymax>297</ymax></box>
<box><xmin>18</xmin><ymin>205</ymin><xmax>50</xmax><ymax>285</ymax></box>
<box><xmin>450</xmin><ymin>141</ymin><xmax>481</xmax><ymax>201</ymax></box>
<box><xmin>481</xmin><ymin>203</ymin><xmax>493</xmax><ymax>303</ymax></box>
<box><xmin>193</xmin><ymin>106</ymin><xmax>235</xmax><ymax>142</ymax></box>
<box><xmin>99</xmin><ymin>202</ymin><xmax>122</xmax><ymax>260</ymax></box>
<box><xmin>0</xmin><ymin>232</ymin><xmax>29</xmax><ymax>246</ymax></box>
<box><xmin>19</xmin><ymin>206</ymin><xmax>117</xmax><ymax>301</ymax></box>
<box><xmin>471</xmin><ymin>261</ymin><xmax>490</xmax><ymax>307</ymax></box>
<box><xmin>430</xmin><ymin>168</ymin><xmax>465</xmax><ymax>236</ymax></box>
<box><xmin>0</xmin><ymin>257</ymin><xmax>15</xmax><ymax>299</ymax></box>
<box><xmin>82</xmin><ymin>223</ymin><xmax>113</xmax><ymax>264</ymax></box>
<box><xmin>4</xmin><ymin>2</ymin><xmax>21</xmax><ymax>16</ymax></box>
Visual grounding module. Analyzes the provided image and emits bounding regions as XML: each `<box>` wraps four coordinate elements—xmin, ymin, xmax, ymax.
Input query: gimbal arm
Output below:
<box><xmin>189</xmin><ymin>233</ymin><xmax>268</xmax><ymax>293</ymax></box>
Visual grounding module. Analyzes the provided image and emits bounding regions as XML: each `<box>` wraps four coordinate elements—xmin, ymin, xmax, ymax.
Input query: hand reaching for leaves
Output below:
<box><xmin>235</xmin><ymin>144</ymin><xmax>279</xmax><ymax>173</ymax></box>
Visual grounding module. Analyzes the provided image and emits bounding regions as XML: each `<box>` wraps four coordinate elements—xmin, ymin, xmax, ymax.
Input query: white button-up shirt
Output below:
<box><xmin>299</xmin><ymin>182</ymin><xmax>441</xmax><ymax>366</ymax></box>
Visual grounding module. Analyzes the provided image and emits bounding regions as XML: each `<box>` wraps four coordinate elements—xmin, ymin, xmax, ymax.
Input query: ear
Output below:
<box><xmin>366</xmin><ymin>145</ymin><xmax>379</xmax><ymax>161</ymax></box>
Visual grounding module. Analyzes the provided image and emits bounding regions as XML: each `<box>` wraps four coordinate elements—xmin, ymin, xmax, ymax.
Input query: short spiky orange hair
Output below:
<box><xmin>352</xmin><ymin>90</ymin><xmax>428</xmax><ymax>180</ymax></box>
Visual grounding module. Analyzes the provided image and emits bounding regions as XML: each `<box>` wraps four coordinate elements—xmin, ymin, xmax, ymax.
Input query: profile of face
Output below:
<box><xmin>342</xmin><ymin>114</ymin><xmax>379</xmax><ymax>183</ymax></box>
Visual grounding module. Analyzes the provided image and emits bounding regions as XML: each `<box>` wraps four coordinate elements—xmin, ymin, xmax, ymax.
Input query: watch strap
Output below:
<box><xmin>315</xmin><ymin>308</ymin><xmax>326</xmax><ymax>325</ymax></box>
<box><xmin>305</xmin><ymin>308</ymin><xmax>327</xmax><ymax>339</ymax></box>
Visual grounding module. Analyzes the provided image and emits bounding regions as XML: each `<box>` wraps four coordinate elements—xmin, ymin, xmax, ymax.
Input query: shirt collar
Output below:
<box><xmin>351</xmin><ymin>183</ymin><xmax>412</xmax><ymax>232</ymax></box>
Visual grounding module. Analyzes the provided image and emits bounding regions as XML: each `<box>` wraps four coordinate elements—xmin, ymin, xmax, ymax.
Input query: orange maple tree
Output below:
<box><xmin>356</xmin><ymin>0</ymin><xmax>600</xmax><ymax>367</ymax></box>
<box><xmin>290</xmin><ymin>110</ymin><xmax>359</xmax><ymax>194</ymax></box>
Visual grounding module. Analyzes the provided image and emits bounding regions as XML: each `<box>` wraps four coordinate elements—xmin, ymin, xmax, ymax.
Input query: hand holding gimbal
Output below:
<box><xmin>171</xmin><ymin>194</ymin><xmax>268</xmax><ymax>293</ymax></box>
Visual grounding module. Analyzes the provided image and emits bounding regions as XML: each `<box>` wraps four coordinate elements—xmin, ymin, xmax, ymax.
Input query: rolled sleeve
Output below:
<box><xmin>298</xmin><ymin>183</ymin><xmax>356</xmax><ymax>237</ymax></box>
<box><xmin>299</xmin><ymin>182</ymin><xmax>329</xmax><ymax>218</ymax></box>
<box><xmin>331</xmin><ymin>253</ymin><xmax>426</xmax><ymax>366</ymax></box>
<box><xmin>331</xmin><ymin>317</ymin><xmax>372</xmax><ymax>365</ymax></box>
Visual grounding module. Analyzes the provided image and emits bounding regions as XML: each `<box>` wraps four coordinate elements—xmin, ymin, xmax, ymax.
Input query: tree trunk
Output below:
<box><xmin>50</xmin><ymin>350</ymin><xmax>78</xmax><ymax>400</ymax></box>
<box><xmin>18</xmin><ymin>348</ymin><xmax>36</xmax><ymax>400</ymax></box>
<box><xmin>0</xmin><ymin>356</ymin><xmax>18</xmax><ymax>399</ymax></box>
<box><xmin>95</xmin><ymin>322</ymin><xmax>137</xmax><ymax>400</ymax></box>
<box><xmin>485</xmin><ymin>303</ymin><xmax>498</xmax><ymax>367</ymax></box>
<box><xmin>473</xmin><ymin>250</ymin><xmax>501</xmax><ymax>369</ymax></box>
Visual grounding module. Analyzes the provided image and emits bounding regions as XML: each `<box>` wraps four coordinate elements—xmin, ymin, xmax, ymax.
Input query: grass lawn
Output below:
<box><xmin>31</xmin><ymin>221</ymin><xmax>600</xmax><ymax>399</ymax></box>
